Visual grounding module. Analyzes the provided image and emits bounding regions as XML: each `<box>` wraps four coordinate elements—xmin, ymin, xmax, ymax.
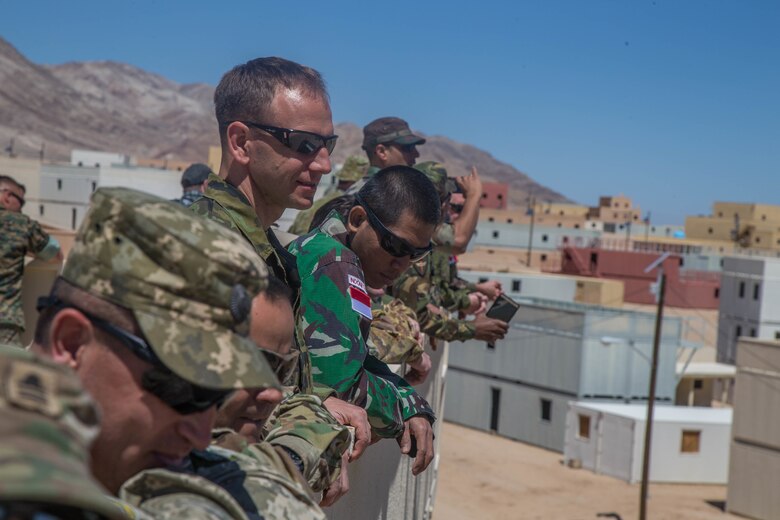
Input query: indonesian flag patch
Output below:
<box><xmin>348</xmin><ymin>275</ymin><xmax>372</xmax><ymax>320</ymax></box>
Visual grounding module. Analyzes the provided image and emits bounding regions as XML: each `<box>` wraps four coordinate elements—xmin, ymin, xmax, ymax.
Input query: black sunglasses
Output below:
<box><xmin>450</xmin><ymin>203</ymin><xmax>464</xmax><ymax>214</ymax></box>
<box><xmin>1</xmin><ymin>189</ymin><xmax>25</xmax><ymax>208</ymax></box>
<box><xmin>262</xmin><ymin>348</ymin><xmax>300</xmax><ymax>385</ymax></box>
<box><xmin>354</xmin><ymin>194</ymin><xmax>432</xmax><ymax>262</ymax></box>
<box><xmin>37</xmin><ymin>296</ymin><xmax>231</xmax><ymax>415</ymax></box>
<box><xmin>240</xmin><ymin>121</ymin><xmax>338</xmax><ymax>156</ymax></box>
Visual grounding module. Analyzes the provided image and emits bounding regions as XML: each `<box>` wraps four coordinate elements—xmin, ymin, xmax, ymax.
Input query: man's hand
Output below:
<box><xmin>320</xmin><ymin>450</ymin><xmax>349</xmax><ymax>507</ymax></box>
<box><xmin>464</xmin><ymin>292</ymin><xmax>488</xmax><ymax>315</ymax></box>
<box><xmin>323</xmin><ymin>397</ymin><xmax>370</xmax><ymax>462</ymax></box>
<box><xmin>472</xmin><ymin>314</ymin><xmax>509</xmax><ymax>343</ymax></box>
<box><xmin>476</xmin><ymin>280</ymin><xmax>502</xmax><ymax>300</ymax></box>
<box><xmin>406</xmin><ymin>315</ymin><xmax>422</xmax><ymax>344</ymax></box>
<box><xmin>404</xmin><ymin>352</ymin><xmax>432</xmax><ymax>386</ymax></box>
<box><xmin>456</xmin><ymin>166</ymin><xmax>483</xmax><ymax>199</ymax></box>
<box><xmin>397</xmin><ymin>416</ymin><xmax>435</xmax><ymax>476</ymax></box>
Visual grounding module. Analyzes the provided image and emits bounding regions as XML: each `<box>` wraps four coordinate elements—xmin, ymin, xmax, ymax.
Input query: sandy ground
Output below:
<box><xmin>435</xmin><ymin>422</ymin><xmax>739</xmax><ymax>520</ymax></box>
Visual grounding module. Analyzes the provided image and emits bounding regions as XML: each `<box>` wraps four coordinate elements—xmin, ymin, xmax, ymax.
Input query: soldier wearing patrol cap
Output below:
<box><xmin>28</xmin><ymin>186</ymin><xmax>279</xmax><ymax>495</ymax></box>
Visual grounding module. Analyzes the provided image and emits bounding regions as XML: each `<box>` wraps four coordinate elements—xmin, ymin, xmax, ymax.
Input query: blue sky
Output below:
<box><xmin>2</xmin><ymin>0</ymin><xmax>778</xmax><ymax>224</ymax></box>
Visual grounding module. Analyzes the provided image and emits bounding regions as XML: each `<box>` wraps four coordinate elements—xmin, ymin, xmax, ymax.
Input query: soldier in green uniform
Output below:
<box><xmin>189</xmin><ymin>56</ymin><xmax>371</xmax><ymax>501</ymax></box>
<box><xmin>392</xmin><ymin>162</ymin><xmax>509</xmax><ymax>344</ymax></box>
<box><xmin>288</xmin><ymin>155</ymin><xmax>368</xmax><ymax>235</ymax></box>
<box><xmin>289</xmin><ymin>166</ymin><xmax>440</xmax><ymax>476</ymax></box>
<box><xmin>0</xmin><ymin>175</ymin><xmax>62</xmax><ymax>347</ymax></box>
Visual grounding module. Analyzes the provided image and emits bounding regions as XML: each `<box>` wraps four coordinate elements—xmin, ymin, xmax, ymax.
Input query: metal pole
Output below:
<box><xmin>639</xmin><ymin>271</ymin><xmax>666</xmax><ymax>520</ymax></box>
<box><xmin>526</xmin><ymin>195</ymin><xmax>535</xmax><ymax>267</ymax></box>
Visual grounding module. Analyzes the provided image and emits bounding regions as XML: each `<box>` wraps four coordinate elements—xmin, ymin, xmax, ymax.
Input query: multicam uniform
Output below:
<box><xmin>190</xmin><ymin>174</ymin><xmax>347</xmax><ymax>492</ymax></box>
<box><xmin>289</xmin><ymin>211</ymin><xmax>435</xmax><ymax>438</ymax></box>
<box><xmin>0</xmin><ymin>209</ymin><xmax>59</xmax><ymax>346</ymax></box>
<box><xmin>0</xmin><ymin>344</ymin><xmax>150</xmax><ymax>520</ymax></box>
<box><xmin>368</xmin><ymin>297</ymin><xmax>425</xmax><ymax>365</ymax></box>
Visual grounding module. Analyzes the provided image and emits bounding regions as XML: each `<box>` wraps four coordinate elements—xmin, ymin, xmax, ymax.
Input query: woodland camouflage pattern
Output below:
<box><xmin>368</xmin><ymin>298</ymin><xmax>425</xmax><ymax>364</ymax></box>
<box><xmin>63</xmin><ymin>187</ymin><xmax>278</xmax><ymax>391</ymax></box>
<box><xmin>289</xmin><ymin>211</ymin><xmax>435</xmax><ymax>438</ymax></box>
<box><xmin>429</xmin><ymin>249</ymin><xmax>473</xmax><ymax>311</ymax></box>
<box><xmin>191</xmin><ymin>174</ymin><xmax>328</xmax><ymax>398</ymax></box>
<box><xmin>0</xmin><ymin>208</ymin><xmax>51</xmax><ymax>329</ymax></box>
<box><xmin>0</xmin><ymin>344</ymin><xmax>146</xmax><ymax>519</ymax></box>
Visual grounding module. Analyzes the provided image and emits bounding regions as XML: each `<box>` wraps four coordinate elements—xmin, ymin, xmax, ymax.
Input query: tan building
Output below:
<box><xmin>587</xmin><ymin>195</ymin><xmax>641</xmax><ymax>224</ymax></box>
<box><xmin>686</xmin><ymin>201</ymin><xmax>780</xmax><ymax>250</ymax></box>
<box><xmin>480</xmin><ymin>205</ymin><xmax>589</xmax><ymax>230</ymax></box>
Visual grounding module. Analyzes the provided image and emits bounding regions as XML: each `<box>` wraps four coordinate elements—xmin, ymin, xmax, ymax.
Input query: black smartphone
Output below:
<box><xmin>486</xmin><ymin>293</ymin><xmax>520</xmax><ymax>323</ymax></box>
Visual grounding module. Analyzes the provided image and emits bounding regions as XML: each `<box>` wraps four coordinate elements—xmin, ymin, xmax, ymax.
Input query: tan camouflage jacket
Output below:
<box><xmin>368</xmin><ymin>297</ymin><xmax>425</xmax><ymax>365</ymax></box>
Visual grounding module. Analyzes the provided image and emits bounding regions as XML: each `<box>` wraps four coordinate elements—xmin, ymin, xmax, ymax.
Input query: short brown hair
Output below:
<box><xmin>214</xmin><ymin>57</ymin><xmax>329</xmax><ymax>146</ymax></box>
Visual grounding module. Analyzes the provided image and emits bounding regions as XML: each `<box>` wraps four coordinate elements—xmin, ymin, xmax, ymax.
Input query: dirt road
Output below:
<box><xmin>435</xmin><ymin>421</ymin><xmax>738</xmax><ymax>520</ymax></box>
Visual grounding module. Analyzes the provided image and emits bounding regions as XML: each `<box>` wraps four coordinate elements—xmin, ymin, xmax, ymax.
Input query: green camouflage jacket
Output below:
<box><xmin>429</xmin><ymin>249</ymin><xmax>472</xmax><ymax>312</ymax></box>
<box><xmin>342</xmin><ymin>165</ymin><xmax>381</xmax><ymax>195</ymax></box>
<box><xmin>392</xmin><ymin>256</ymin><xmax>477</xmax><ymax>342</ymax></box>
<box><xmin>190</xmin><ymin>174</ymin><xmax>329</xmax><ymax>399</ymax></box>
<box><xmin>368</xmin><ymin>297</ymin><xmax>425</xmax><ymax>365</ymax></box>
<box><xmin>289</xmin><ymin>211</ymin><xmax>435</xmax><ymax>438</ymax></box>
<box><xmin>0</xmin><ymin>209</ymin><xmax>55</xmax><ymax>328</ymax></box>
<box><xmin>287</xmin><ymin>189</ymin><xmax>344</xmax><ymax>236</ymax></box>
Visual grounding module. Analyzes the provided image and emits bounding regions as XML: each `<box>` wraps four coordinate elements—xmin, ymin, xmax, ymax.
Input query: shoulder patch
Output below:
<box><xmin>348</xmin><ymin>283</ymin><xmax>372</xmax><ymax>320</ymax></box>
<box><xmin>348</xmin><ymin>274</ymin><xmax>366</xmax><ymax>292</ymax></box>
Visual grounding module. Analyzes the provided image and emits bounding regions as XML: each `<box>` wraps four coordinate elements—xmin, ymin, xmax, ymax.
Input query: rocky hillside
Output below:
<box><xmin>0</xmin><ymin>37</ymin><xmax>569</xmax><ymax>207</ymax></box>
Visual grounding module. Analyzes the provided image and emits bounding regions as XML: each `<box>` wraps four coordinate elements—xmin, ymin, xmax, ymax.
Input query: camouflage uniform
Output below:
<box><xmin>173</xmin><ymin>189</ymin><xmax>204</xmax><ymax>208</ymax></box>
<box><xmin>0</xmin><ymin>208</ymin><xmax>59</xmax><ymax>346</ymax></box>
<box><xmin>0</xmin><ymin>344</ymin><xmax>149</xmax><ymax>519</ymax></box>
<box><xmin>289</xmin><ymin>211</ymin><xmax>435</xmax><ymax>438</ymax></box>
<box><xmin>391</xmin><ymin>162</ymin><xmax>478</xmax><ymax>342</ymax></box>
<box><xmin>288</xmin><ymin>155</ymin><xmax>368</xmax><ymax>235</ymax></box>
<box><xmin>368</xmin><ymin>297</ymin><xmax>425</xmax><ymax>365</ymax></box>
<box><xmin>343</xmin><ymin>165</ymin><xmax>381</xmax><ymax>195</ymax></box>
<box><xmin>190</xmin><ymin>174</ymin><xmax>345</xmax><ymax>492</ymax></box>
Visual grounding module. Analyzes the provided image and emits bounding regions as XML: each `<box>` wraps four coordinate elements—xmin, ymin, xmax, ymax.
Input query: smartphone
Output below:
<box><xmin>486</xmin><ymin>293</ymin><xmax>520</xmax><ymax>323</ymax></box>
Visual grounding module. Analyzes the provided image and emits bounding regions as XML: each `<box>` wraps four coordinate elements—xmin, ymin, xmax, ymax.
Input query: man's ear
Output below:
<box><xmin>226</xmin><ymin>122</ymin><xmax>252</xmax><ymax>166</ymax></box>
<box><xmin>47</xmin><ymin>309</ymin><xmax>97</xmax><ymax>370</ymax></box>
<box><xmin>374</xmin><ymin>144</ymin><xmax>388</xmax><ymax>162</ymax></box>
<box><xmin>347</xmin><ymin>205</ymin><xmax>367</xmax><ymax>233</ymax></box>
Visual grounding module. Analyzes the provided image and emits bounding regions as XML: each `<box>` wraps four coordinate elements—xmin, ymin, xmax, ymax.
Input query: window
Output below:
<box><xmin>39</xmin><ymin>205</ymin><xmax>44</xmax><ymax>216</ymax></box>
<box><xmin>541</xmin><ymin>254</ymin><xmax>548</xmax><ymax>261</ymax></box>
<box><xmin>542</xmin><ymin>234</ymin><xmax>548</xmax><ymax>242</ymax></box>
<box><xmin>574</xmin><ymin>224</ymin><xmax>580</xmax><ymax>229</ymax></box>
<box><xmin>708</xmin><ymin>227</ymin><xmax>713</xmax><ymax>234</ymax></box>
<box><xmin>739</xmin><ymin>281</ymin><xmax>745</xmax><ymax>298</ymax></box>
<box><xmin>507</xmin><ymin>218</ymin><xmax>513</xmax><ymax>224</ymax></box>
<box><xmin>91</xmin><ymin>181</ymin><xmax>97</xmax><ymax>192</ymax></box>
<box><xmin>479</xmin><ymin>277</ymin><xmax>489</xmax><ymax>283</ymax></box>
<box><xmin>754</xmin><ymin>283</ymin><xmax>760</xmax><ymax>300</ymax></box>
<box><xmin>492</xmin><ymin>231</ymin><xmax>499</xmax><ymax>239</ymax></box>
<box><xmin>57</xmin><ymin>179</ymin><xmax>62</xmax><ymax>190</ymax></box>
<box><xmin>751</xmin><ymin>328</ymin><xmax>757</xmax><ymax>337</ymax></box>
<box><xmin>497</xmin><ymin>194</ymin><xmax>503</xmax><ymax>200</ymax></box>
<box><xmin>482</xmin><ymin>193</ymin><xmax>487</xmax><ymax>199</ymax></box>
<box><xmin>577</xmin><ymin>414</ymin><xmax>591</xmax><ymax>439</ymax></box>
<box><xmin>488</xmin><ymin>217</ymin><xmax>494</xmax><ymax>222</ymax></box>
<box><xmin>775</xmin><ymin>331</ymin><xmax>780</xmax><ymax>340</ymax></box>
<box><xmin>512</xmin><ymin>280</ymin><xmax>521</xmax><ymax>292</ymax></box>
<box><xmin>693</xmin><ymin>379</ymin><xmax>703</xmax><ymax>390</ymax></box>
<box><xmin>756</xmin><ymin>237</ymin><xmax>762</xmax><ymax>244</ymax></box>
<box><xmin>714</xmin><ymin>288</ymin><xmax>719</xmax><ymax>299</ymax></box>
<box><xmin>71</xmin><ymin>208</ymin><xmax>77</xmax><ymax>230</ymax></box>
<box><xmin>540</xmin><ymin>399</ymin><xmax>552</xmax><ymax>422</ymax></box>
<box><xmin>681</xmin><ymin>430</ymin><xmax>701</xmax><ymax>453</ymax></box>
<box><xmin>736</xmin><ymin>325</ymin><xmax>742</xmax><ymax>339</ymax></box>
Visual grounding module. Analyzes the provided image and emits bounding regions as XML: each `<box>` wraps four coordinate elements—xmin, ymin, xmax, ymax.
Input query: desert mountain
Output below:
<box><xmin>0</xmin><ymin>37</ymin><xmax>569</xmax><ymax>207</ymax></box>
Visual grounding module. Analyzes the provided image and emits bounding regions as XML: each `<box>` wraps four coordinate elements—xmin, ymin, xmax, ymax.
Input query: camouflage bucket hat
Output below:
<box><xmin>62</xmin><ymin>187</ymin><xmax>278</xmax><ymax>391</ymax></box>
<box><xmin>414</xmin><ymin>161</ymin><xmax>449</xmax><ymax>200</ymax></box>
<box><xmin>0</xmin><ymin>346</ymin><xmax>130</xmax><ymax>519</ymax></box>
<box><xmin>336</xmin><ymin>155</ymin><xmax>369</xmax><ymax>182</ymax></box>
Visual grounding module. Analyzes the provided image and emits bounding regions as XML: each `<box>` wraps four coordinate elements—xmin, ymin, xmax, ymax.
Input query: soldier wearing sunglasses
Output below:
<box><xmin>27</xmin><ymin>188</ymin><xmax>280</xmax><ymax>497</ymax></box>
<box><xmin>289</xmin><ymin>166</ymin><xmax>440</xmax><ymax>476</ymax></box>
<box><xmin>190</xmin><ymin>56</ymin><xmax>372</xmax><ymax>502</ymax></box>
<box><xmin>0</xmin><ymin>175</ymin><xmax>62</xmax><ymax>347</ymax></box>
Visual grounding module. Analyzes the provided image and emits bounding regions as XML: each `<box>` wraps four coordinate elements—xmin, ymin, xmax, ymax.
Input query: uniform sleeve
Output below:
<box><xmin>368</xmin><ymin>299</ymin><xmax>425</xmax><ymax>364</ymax></box>
<box><xmin>298</xmin><ymin>258</ymin><xmax>406</xmax><ymax>438</ymax></box>
<box><xmin>27</xmin><ymin>220</ymin><xmax>53</xmax><ymax>257</ymax></box>
<box><xmin>262</xmin><ymin>393</ymin><xmax>350</xmax><ymax>493</ymax></box>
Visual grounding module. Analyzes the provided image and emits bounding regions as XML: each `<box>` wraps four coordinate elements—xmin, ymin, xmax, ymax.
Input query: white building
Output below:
<box><xmin>717</xmin><ymin>256</ymin><xmax>780</xmax><ymax>364</ymax></box>
<box><xmin>70</xmin><ymin>149</ymin><xmax>132</xmax><ymax>168</ymax></box>
<box><xmin>564</xmin><ymin>402</ymin><xmax>732</xmax><ymax>484</ymax></box>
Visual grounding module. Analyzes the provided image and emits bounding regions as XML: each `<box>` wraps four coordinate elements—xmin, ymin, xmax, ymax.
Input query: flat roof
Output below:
<box><xmin>571</xmin><ymin>402</ymin><xmax>732</xmax><ymax>425</ymax></box>
<box><xmin>677</xmin><ymin>362</ymin><xmax>736</xmax><ymax>378</ymax></box>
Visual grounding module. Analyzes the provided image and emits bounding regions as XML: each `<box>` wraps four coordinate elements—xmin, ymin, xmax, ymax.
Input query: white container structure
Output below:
<box><xmin>564</xmin><ymin>402</ymin><xmax>732</xmax><ymax>484</ymax></box>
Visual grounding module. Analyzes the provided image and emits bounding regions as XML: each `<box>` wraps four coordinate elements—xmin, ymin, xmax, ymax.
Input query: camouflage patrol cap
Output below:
<box><xmin>62</xmin><ymin>187</ymin><xmax>279</xmax><ymax>391</ymax></box>
<box><xmin>181</xmin><ymin>163</ymin><xmax>212</xmax><ymax>188</ymax></box>
<box><xmin>336</xmin><ymin>155</ymin><xmax>369</xmax><ymax>182</ymax></box>
<box><xmin>0</xmin><ymin>345</ymin><xmax>129</xmax><ymax>518</ymax></box>
<box><xmin>414</xmin><ymin>161</ymin><xmax>449</xmax><ymax>200</ymax></box>
<box><xmin>362</xmin><ymin>117</ymin><xmax>426</xmax><ymax>150</ymax></box>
